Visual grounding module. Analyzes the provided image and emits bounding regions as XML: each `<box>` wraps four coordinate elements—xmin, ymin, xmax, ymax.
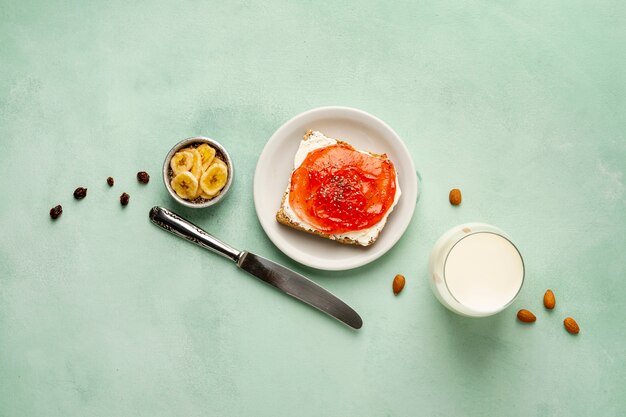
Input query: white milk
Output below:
<box><xmin>428</xmin><ymin>223</ymin><xmax>524</xmax><ymax>317</ymax></box>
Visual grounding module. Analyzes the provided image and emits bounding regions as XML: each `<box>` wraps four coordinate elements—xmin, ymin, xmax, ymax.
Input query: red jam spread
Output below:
<box><xmin>289</xmin><ymin>144</ymin><xmax>397</xmax><ymax>234</ymax></box>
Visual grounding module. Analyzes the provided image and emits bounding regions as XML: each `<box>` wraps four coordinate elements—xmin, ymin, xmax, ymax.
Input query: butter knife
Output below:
<box><xmin>149</xmin><ymin>206</ymin><xmax>363</xmax><ymax>329</ymax></box>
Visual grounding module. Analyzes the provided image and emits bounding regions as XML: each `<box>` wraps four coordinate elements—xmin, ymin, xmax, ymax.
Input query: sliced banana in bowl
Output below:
<box><xmin>170</xmin><ymin>151</ymin><xmax>194</xmax><ymax>175</ymax></box>
<box><xmin>200</xmin><ymin>162</ymin><xmax>228</xmax><ymax>196</ymax></box>
<box><xmin>171</xmin><ymin>171</ymin><xmax>199</xmax><ymax>199</ymax></box>
<box><xmin>163</xmin><ymin>137</ymin><xmax>233</xmax><ymax>208</ymax></box>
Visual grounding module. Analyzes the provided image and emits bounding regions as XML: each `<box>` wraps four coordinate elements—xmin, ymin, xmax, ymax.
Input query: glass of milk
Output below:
<box><xmin>428</xmin><ymin>223</ymin><xmax>525</xmax><ymax>317</ymax></box>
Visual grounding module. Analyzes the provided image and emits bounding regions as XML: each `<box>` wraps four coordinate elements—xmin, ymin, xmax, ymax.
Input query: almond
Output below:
<box><xmin>392</xmin><ymin>274</ymin><xmax>406</xmax><ymax>295</ymax></box>
<box><xmin>517</xmin><ymin>309</ymin><xmax>536</xmax><ymax>323</ymax></box>
<box><xmin>564</xmin><ymin>317</ymin><xmax>580</xmax><ymax>334</ymax></box>
<box><xmin>543</xmin><ymin>289</ymin><xmax>556</xmax><ymax>309</ymax></box>
<box><xmin>449</xmin><ymin>188</ymin><xmax>462</xmax><ymax>205</ymax></box>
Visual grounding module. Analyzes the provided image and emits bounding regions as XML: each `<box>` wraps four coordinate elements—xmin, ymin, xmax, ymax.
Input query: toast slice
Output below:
<box><xmin>275</xmin><ymin>130</ymin><xmax>400</xmax><ymax>247</ymax></box>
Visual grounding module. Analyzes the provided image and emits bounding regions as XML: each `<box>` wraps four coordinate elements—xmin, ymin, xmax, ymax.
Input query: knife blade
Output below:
<box><xmin>149</xmin><ymin>206</ymin><xmax>362</xmax><ymax>329</ymax></box>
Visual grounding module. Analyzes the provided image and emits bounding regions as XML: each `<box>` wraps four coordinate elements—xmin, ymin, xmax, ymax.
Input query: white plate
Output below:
<box><xmin>253</xmin><ymin>106</ymin><xmax>418</xmax><ymax>271</ymax></box>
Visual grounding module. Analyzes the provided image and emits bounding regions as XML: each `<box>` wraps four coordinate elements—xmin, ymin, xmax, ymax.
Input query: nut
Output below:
<box><xmin>516</xmin><ymin>309</ymin><xmax>536</xmax><ymax>323</ymax></box>
<box><xmin>137</xmin><ymin>171</ymin><xmax>150</xmax><ymax>184</ymax></box>
<box><xmin>543</xmin><ymin>289</ymin><xmax>556</xmax><ymax>309</ymax></box>
<box><xmin>73</xmin><ymin>187</ymin><xmax>88</xmax><ymax>199</ymax></box>
<box><xmin>107</xmin><ymin>176</ymin><xmax>114</xmax><ymax>186</ymax></box>
<box><xmin>120</xmin><ymin>192</ymin><xmax>130</xmax><ymax>206</ymax></box>
<box><xmin>449</xmin><ymin>188</ymin><xmax>462</xmax><ymax>205</ymax></box>
<box><xmin>564</xmin><ymin>317</ymin><xmax>580</xmax><ymax>334</ymax></box>
<box><xmin>392</xmin><ymin>274</ymin><xmax>405</xmax><ymax>295</ymax></box>
<box><xmin>49</xmin><ymin>205</ymin><xmax>63</xmax><ymax>220</ymax></box>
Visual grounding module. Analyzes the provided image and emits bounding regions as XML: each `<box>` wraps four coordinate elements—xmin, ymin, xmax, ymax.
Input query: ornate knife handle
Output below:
<box><xmin>149</xmin><ymin>206</ymin><xmax>242</xmax><ymax>263</ymax></box>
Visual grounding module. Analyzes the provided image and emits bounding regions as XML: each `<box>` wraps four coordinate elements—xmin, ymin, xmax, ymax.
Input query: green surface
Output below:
<box><xmin>1</xmin><ymin>1</ymin><xmax>625</xmax><ymax>416</ymax></box>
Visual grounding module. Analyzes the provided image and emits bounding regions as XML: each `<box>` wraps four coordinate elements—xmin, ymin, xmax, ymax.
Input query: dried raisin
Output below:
<box><xmin>137</xmin><ymin>171</ymin><xmax>150</xmax><ymax>184</ymax></box>
<box><xmin>73</xmin><ymin>187</ymin><xmax>88</xmax><ymax>199</ymax></box>
<box><xmin>120</xmin><ymin>192</ymin><xmax>130</xmax><ymax>206</ymax></box>
<box><xmin>50</xmin><ymin>205</ymin><xmax>63</xmax><ymax>219</ymax></box>
<box><xmin>107</xmin><ymin>177</ymin><xmax>114</xmax><ymax>186</ymax></box>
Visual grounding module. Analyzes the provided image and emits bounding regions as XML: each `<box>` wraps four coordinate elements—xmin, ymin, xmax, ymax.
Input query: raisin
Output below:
<box><xmin>120</xmin><ymin>192</ymin><xmax>130</xmax><ymax>206</ymax></box>
<box><xmin>73</xmin><ymin>187</ymin><xmax>88</xmax><ymax>199</ymax></box>
<box><xmin>137</xmin><ymin>171</ymin><xmax>150</xmax><ymax>184</ymax></box>
<box><xmin>50</xmin><ymin>205</ymin><xmax>63</xmax><ymax>219</ymax></box>
<box><xmin>107</xmin><ymin>176</ymin><xmax>114</xmax><ymax>186</ymax></box>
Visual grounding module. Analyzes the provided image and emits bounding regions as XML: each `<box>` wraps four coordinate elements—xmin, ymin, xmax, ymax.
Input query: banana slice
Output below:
<box><xmin>189</xmin><ymin>148</ymin><xmax>203</xmax><ymax>180</ymax></box>
<box><xmin>197</xmin><ymin>143</ymin><xmax>216</xmax><ymax>170</ymax></box>
<box><xmin>170</xmin><ymin>151</ymin><xmax>194</xmax><ymax>175</ymax></box>
<box><xmin>171</xmin><ymin>171</ymin><xmax>198</xmax><ymax>199</ymax></box>
<box><xmin>201</xmin><ymin>158</ymin><xmax>228</xmax><ymax>198</ymax></box>
<box><xmin>200</xmin><ymin>161</ymin><xmax>228</xmax><ymax>197</ymax></box>
<box><xmin>211</xmin><ymin>157</ymin><xmax>227</xmax><ymax>169</ymax></box>
<box><xmin>178</xmin><ymin>148</ymin><xmax>198</xmax><ymax>174</ymax></box>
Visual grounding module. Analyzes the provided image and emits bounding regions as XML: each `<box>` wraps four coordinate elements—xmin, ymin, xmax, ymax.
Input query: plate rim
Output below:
<box><xmin>253</xmin><ymin>106</ymin><xmax>417</xmax><ymax>271</ymax></box>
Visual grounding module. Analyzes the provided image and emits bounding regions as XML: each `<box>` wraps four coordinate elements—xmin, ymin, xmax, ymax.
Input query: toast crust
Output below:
<box><xmin>275</xmin><ymin>130</ymin><xmax>387</xmax><ymax>247</ymax></box>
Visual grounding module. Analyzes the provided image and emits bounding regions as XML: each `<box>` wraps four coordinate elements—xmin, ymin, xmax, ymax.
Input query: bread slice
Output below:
<box><xmin>275</xmin><ymin>130</ymin><xmax>399</xmax><ymax>247</ymax></box>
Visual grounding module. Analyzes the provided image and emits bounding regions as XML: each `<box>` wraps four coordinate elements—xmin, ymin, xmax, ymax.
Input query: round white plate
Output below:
<box><xmin>254</xmin><ymin>106</ymin><xmax>418</xmax><ymax>271</ymax></box>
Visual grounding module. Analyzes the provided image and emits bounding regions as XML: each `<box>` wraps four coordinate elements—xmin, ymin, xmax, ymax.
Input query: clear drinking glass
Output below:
<box><xmin>428</xmin><ymin>223</ymin><xmax>525</xmax><ymax>317</ymax></box>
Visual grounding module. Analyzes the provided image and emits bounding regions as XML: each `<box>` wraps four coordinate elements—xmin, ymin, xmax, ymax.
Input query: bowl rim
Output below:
<box><xmin>162</xmin><ymin>136</ymin><xmax>234</xmax><ymax>208</ymax></box>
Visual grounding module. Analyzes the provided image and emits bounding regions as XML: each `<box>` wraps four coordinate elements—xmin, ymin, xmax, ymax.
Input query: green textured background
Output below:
<box><xmin>1</xmin><ymin>1</ymin><xmax>625</xmax><ymax>416</ymax></box>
